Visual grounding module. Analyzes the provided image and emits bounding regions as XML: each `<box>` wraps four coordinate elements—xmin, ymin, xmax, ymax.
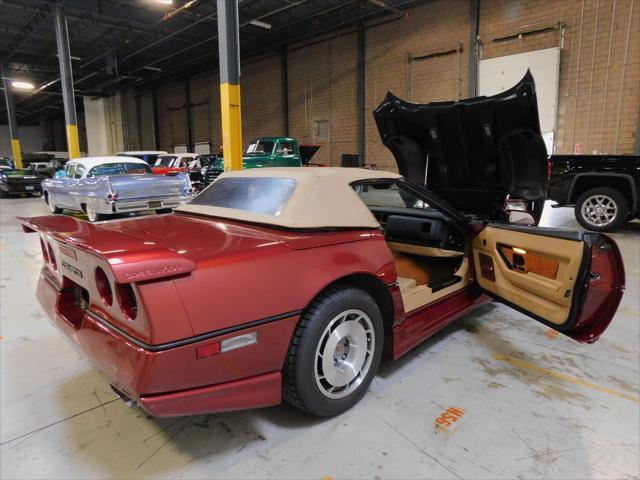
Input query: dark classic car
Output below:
<box><xmin>548</xmin><ymin>153</ymin><xmax>640</xmax><ymax>231</ymax></box>
<box><xmin>20</xmin><ymin>72</ymin><xmax>624</xmax><ymax>418</ymax></box>
<box><xmin>0</xmin><ymin>169</ymin><xmax>43</xmax><ymax>197</ymax></box>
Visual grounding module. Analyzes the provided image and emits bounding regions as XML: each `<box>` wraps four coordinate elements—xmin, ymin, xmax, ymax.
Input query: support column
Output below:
<box><xmin>185</xmin><ymin>80</ymin><xmax>194</xmax><ymax>151</ymax></box>
<box><xmin>152</xmin><ymin>87</ymin><xmax>160</xmax><ymax>150</ymax></box>
<box><xmin>217</xmin><ymin>0</ymin><xmax>243</xmax><ymax>170</ymax></box>
<box><xmin>54</xmin><ymin>2</ymin><xmax>80</xmax><ymax>159</ymax></box>
<box><xmin>468</xmin><ymin>0</ymin><xmax>480</xmax><ymax>97</ymax></box>
<box><xmin>357</xmin><ymin>22</ymin><xmax>366</xmax><ymax>166</ymax></box>
<box><xmin>1</xmin><ymin>64</ymin><xmax>23</xmax><ymax>168</ymax></box>
<box><xmin>281</xmin><ymin>47</ymin><xmax>289</xmax><ymax>137</ymax></box>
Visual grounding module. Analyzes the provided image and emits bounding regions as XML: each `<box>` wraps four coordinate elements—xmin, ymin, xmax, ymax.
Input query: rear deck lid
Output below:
<box><xmin>373</xmin><ymin>70</ymin><xmax>548</xmax><ymax>219</ymax></box>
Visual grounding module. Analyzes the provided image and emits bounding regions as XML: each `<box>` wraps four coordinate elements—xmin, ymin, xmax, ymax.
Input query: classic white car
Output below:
<box><xmin>41</xmin><ymin>156</ymin><xmax>193</xmax><ymax>222</ymax></box>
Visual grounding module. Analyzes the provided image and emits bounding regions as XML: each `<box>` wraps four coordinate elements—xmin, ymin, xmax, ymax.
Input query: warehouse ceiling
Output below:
<box><xmin>0</xmin><ymin>0</ymin><xmax>420</xmax><ymax>124</ymax></box>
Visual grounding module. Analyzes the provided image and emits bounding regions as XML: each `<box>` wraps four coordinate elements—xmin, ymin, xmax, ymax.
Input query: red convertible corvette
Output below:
<box><xmin>20</xmin><ymin>73</ymin><xmax>624</xmax><ymax>417</ymax></box>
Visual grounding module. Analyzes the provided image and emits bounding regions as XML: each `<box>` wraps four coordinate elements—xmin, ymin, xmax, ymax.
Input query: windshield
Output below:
<box><xmin>2</xmin><ymin>169</ymin><xmax>34</xmax><ymax>177</ymax></box>
<box><xmin>88</xmin><ymin>163</ymin><xmax>152</xmax><ymax>177</ymax></box>
<box><xmin>155</xmin><ymin>155</ymin><xmax>177</xmax><ymax>167</ymax></box>
<box><xmin>191</xmin><ymin>177</ymin><xmax>296</xmax><ymax>216</ymax></box>
<box><xmin>353</xmin><ymin>181</ymin><xmax>432</xmax><ymax>210</ymax></box>
<box><xmin>246</xmin><ymin>140</ymin><xmax>274</xmax><ymax>155</ymax></box>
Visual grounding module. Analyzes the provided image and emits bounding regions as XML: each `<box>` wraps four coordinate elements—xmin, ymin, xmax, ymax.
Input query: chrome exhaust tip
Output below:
<box><xmin>111</xmin><ymin>384</ymin><xmax>138</xmax><ymax>408</ymax></box>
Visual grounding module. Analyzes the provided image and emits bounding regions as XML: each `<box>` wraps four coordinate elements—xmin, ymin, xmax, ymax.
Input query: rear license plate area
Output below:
<box><xmin>58</xmin><ymin>277</ymin><xmax>90</xmax><ymax>329</ymax></box>
<box><xmin>25</xmin><ymin>186</ymin><xmax>35</xmax><ymax>190</ymax></box>
<box><xmin>148</xmin><ymin>201</ymin><xmax>162</xmax><ymax>209</ymax></box>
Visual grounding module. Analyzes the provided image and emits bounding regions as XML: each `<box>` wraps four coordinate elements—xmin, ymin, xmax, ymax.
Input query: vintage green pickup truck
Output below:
<box><xmin>203</xmin><ymin>137</ymin><xmax>320</xmax><ymax>184</ymax></box>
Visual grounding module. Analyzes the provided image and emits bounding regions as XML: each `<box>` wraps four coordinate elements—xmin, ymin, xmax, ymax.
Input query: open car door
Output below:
<box><xmin>473</xmin><ymin>224</ymin><xmax>624</xmax><ymax>343</ymax></box>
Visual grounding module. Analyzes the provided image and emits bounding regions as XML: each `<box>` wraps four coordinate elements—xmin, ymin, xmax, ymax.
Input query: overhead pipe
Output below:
<box><xmin>599</xmin><ymin>0</ymin><xmax>617</xmax><ymax>152</ymax></box>
<box><xmin>570</xmin><ymin>0</ymin><xmax>586</xmax><ymax>153</ymax></box>
<box><xmin>584</xmin><ymin>0</ymin><xmax>600</xmax><ymax>153</ymax></box>
<box><xmin>357</xmin><ymin>22</ymin><xmax>366</xmax><ymax>166</ymax></box>
<box><xmin>468</xmin><ymin>0</ymin><xmax>480</xmax><ymax>97</ymax></box>
<box><xmin>613</xmin><ymin>0</ymin><xmax>634</xmax><ymax>153</ymax></box>
<box><xmin>281</xmin><ymin>47</ymin><xmax>289</xmax><ymax>137</ymax></box>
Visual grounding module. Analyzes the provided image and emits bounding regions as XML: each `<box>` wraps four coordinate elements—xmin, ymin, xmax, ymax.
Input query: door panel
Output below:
<box><xmin>473</xmin><ymin>226</ymin><xmax>584</xmax><ymax>325</ymax></box>
<box><xmin>473</xmin><ymin>225</ymin><xmax>624</xmax><ymax>342</ymax></box>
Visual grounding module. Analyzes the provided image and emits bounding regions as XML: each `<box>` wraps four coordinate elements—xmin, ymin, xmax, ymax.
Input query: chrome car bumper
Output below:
<box><xmin>97</xmin><ymin>195</ymin><xmax>193</xmax><ymax>214</ymax></box>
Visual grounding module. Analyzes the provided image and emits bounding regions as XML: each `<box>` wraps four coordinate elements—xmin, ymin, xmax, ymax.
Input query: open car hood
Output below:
<box><xmin>299</xmin><ymin>144</ymin><xmax>321</xmax><ymax>165</ymax></box>
<box><xmin>373</xmin><ymin>71</ymin><xmax>548</xmax><ymax>219</ymax></box>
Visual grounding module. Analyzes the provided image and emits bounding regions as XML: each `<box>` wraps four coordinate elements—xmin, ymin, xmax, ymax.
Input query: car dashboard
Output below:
<box><xmin>369</xmin><ymin>206</ymin><xmax>465</xmax><ymax>252</ymax></box>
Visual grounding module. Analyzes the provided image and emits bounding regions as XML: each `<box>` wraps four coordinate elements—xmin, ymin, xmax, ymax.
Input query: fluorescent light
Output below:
<box><xmin>157</xmin><ymin>0</ymin><xmax>173</xmax><ymax>4</ymax></box>
<box><xmin>11</xmin><ymin>81</ymin><xmax>34</xmax><ymax>90</ymax></box>
<box><xmin>249</xmin><ymin>19</ymin><xmax>272</xmax><ymax>30</ymax></box>
<box><xmin>142</xmin><ymin>66</ymin><xmax>163</xmax><ymax>72</ymax></box>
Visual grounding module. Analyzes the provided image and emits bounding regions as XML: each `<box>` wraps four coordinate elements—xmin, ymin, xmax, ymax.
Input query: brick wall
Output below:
<box><xmin>241</xmin><ymin>54</ymin><xmax>283</xmax><ymax>147</ymax></box>
<box><xmin>288</xmin><ymin>33</ymin><xmax>359</xmax><ymax>166</ymax></box>
<box><xmin>156</xmin><ymin>81</ymin><xmax>187</xmax><ymax>152</ymax></box>
<box><xmin>480</xmin><ymin>0</ymin><xmax>640</xmax><ymax>155</ymax></box>
<box><xmin>365</xmin><ymin>0</ymin><xmax>471</xmax><ymax>170</ymax></box>
<box><xmin>133</xmin><ymin>0</ymin><xmax>639</xmax><ymax>163</ymax></box>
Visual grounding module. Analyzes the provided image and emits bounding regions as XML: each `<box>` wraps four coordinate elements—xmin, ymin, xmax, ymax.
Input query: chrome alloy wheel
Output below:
<box><xmin>314</xmin><ymin>309</ymin><xmax>375</xmax><ymax>399</ymax></box>
<box><xmin>86</xmin><ymin>204</ymin><xmax>98</xmax><ymax>222</ymax></box>
<box><xmin>46</xmin><ymin>193</ymin><xmax>56</xmax><ymax>212</ymax></box>
<box><xmin>581</xmin><ymin>194</ymin><xmax>617</xmax><ymax>227</ymax></box>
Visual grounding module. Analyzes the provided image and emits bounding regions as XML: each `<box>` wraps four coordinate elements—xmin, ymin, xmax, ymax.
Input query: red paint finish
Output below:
<box><xmin>568</xmin><ymin>235</ymin><xmax>625</xmax><ymax>343</ymax></box>
<box><xmin>392</xmin><ymin>286</ymin><xmax>490</xmax><ymax>359</ymax></box>
<box><xmin>37</xmin><ymin>271</ymin><xmax>298</xmax><ymax>401</ymax></box>
<box><xmin>21</xmin><ymin>210</ymin><xmax>625</xmax><ymax>417</ymax></box>
<box><xmin>139</xmin><ymin>372</ymin><xmax>282</xmax><ymax>417</ymax></box>
<box><xmin>151</xmin><ymin>166</ymin><xmax>187</xmax><ymax>175</ymax></box>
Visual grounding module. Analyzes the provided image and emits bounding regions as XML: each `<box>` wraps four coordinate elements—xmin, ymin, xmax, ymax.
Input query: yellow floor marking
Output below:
<box><xmin>545</xmin><ymin>329</ymin><xmax>559</xmax><ymax>339</ymax></box>
<box><xmin>492</xmin><ymin>354</ymin><xmax>639</xmax><ymax>403</ymax></box>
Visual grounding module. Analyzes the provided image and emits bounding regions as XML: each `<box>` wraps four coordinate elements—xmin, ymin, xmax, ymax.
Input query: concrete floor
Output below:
<box><xmin>1</xmin><ymin>196</ymin><xmax>638</xmax><ymax>480</ymax></box>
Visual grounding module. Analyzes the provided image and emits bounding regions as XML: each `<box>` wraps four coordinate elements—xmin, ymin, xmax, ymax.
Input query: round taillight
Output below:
<box><xmin>116</xmin><ymin>283</ymin><xmax>137</xmax><ymax>320</ymax></box>
<box><xmin>47</xmin><ymin>243</ymin><xmax>57</xmax><ymax>271</ymax></box>
<box><xmin>40</xmin><ymin>238</ymin><xmax>50</xmax><ymax>264</ymax></box>
<box><xmin>95</xmin><ymin>267</ymin><xmax>113</xmax><ymax>306</ymax></box>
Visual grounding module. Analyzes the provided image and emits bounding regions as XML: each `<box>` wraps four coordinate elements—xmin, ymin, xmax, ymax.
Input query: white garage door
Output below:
<box><xmin>478</xmin><ymin>47</ymin><xmax>560</xmax><ymax>153</ymax></box>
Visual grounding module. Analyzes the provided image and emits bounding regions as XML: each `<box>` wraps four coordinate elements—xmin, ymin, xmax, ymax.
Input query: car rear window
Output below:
<box><xmin>155</xmin><ymin>155</ymin><xmax>176</xmax><ymax>167</ymax></box>
<box><xmin>191</xmin><ymin>177</ymin><xmax>296</xmax><ymax>216</ymax></box>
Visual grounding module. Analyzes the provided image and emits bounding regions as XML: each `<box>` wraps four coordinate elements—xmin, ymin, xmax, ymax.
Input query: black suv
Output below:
<box><xmin>548</xmin><ymin>154</ymin><xmax>640</xmax><ymax>231</ymax></box>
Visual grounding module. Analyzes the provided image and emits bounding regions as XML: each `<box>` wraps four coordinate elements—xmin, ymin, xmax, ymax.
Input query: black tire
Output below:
<box><xmin>0</xmin><ymin>189</ymin><xmax>7</xmax><ymax>198</ymax></box>
<box><xmin>575</xmin><ymin>187</ymin><xmax>628</xmax><ymax>232</ymax></box>
<box><xmin>155</xmin><ymin>208</ymin><xmax>172</xmax><ymax>214</ymax></box>
<box><xmin>283</xmin><ymin>285</ymin><xmax>384</xmax><ymax>417</ymax></box>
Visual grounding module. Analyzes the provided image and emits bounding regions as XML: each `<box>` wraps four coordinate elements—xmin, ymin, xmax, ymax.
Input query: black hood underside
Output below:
<box><xmin>373</xmin><ymin>71</ymin><xmax>548</xmax><ymax>219</ymax></box>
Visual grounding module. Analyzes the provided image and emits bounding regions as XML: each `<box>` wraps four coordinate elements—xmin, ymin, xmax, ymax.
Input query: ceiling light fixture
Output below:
<box><xmin>249</xmin><ymin>19</ymin><xmax>272</xmax><ymax>30</ymax></box>
<box><xmin>157</xmin><ymin>0</ymin><xmax>173</xmax><ymax>4</ymax></box>
<box><xmin>11</xmin><ymin>81</ymin><xmax>35</xmax><ymax>90</ymax></box>
<box><xmin>142</xmin><ymin>66</ymin><xmax>163</xmax><ymax>72</ymax></box>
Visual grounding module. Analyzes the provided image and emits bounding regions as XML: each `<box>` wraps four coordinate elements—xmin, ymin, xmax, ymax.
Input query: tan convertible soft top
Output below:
<box><xmin>175</xmin><ymin>167</ymin><xmax>402</xmax><ymax>229</ymax></box>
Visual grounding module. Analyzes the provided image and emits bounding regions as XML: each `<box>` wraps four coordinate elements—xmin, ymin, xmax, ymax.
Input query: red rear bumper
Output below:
<box><xmin>37</xmin><ymin>271</ymin><xmax>298</xmax><ymax>416</ymax></box>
